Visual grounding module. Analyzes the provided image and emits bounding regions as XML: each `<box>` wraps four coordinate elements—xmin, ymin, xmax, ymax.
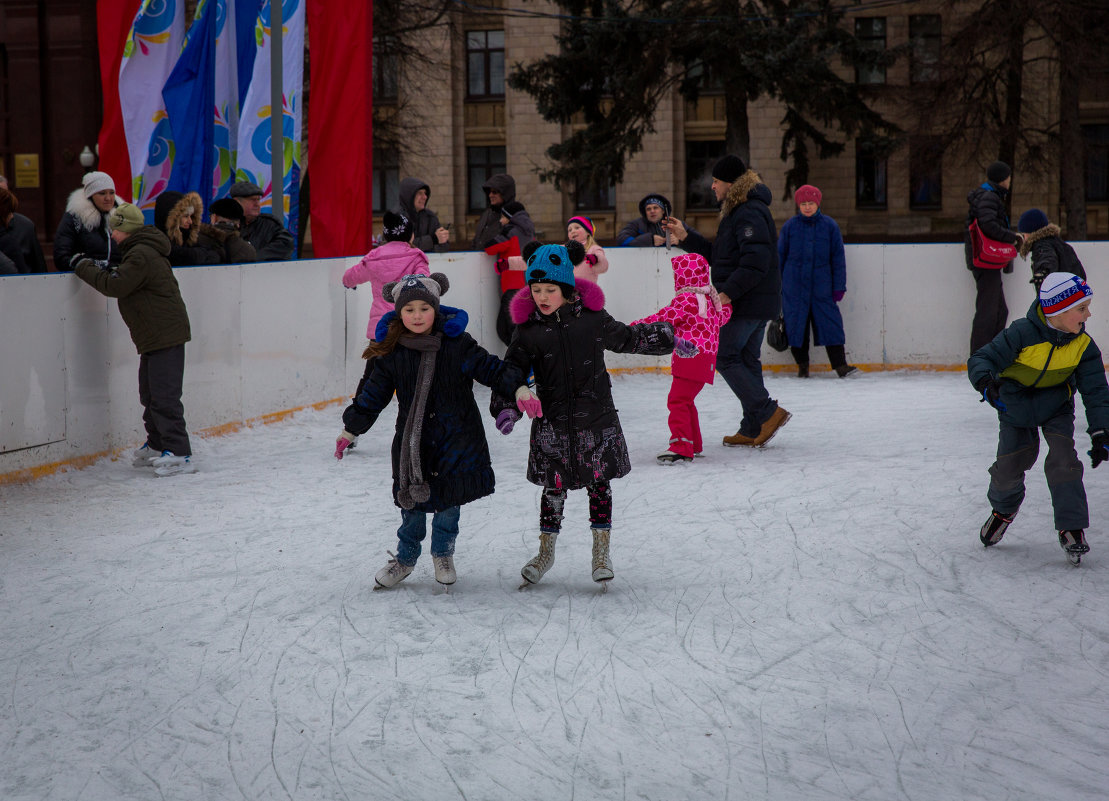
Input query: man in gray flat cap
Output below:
<box><xmin>229</xmin><ymin>180</ymin><xmax>295</xmax><ymax>261</ymax></box>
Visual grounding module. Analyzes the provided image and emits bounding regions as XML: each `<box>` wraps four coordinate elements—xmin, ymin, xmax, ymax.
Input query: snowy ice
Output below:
<box><xmin>2</xmin><ymin>370</ymin><xmax>1108</xmax><ymax>800</ymax></box>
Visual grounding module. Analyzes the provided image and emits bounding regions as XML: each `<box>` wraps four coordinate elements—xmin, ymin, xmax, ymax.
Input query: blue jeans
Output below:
<box><xmin>988</xmin><ymin>412</ymin><xmax>1087</xmax><ymax>530</ymax></box>
<box><xmin>395</xmin><ymin>506</ymin><xmax>460</xmax><ymax>566</ymax></box>
<box><xmin>717</xmin><ymin>316</ymin><xmax>777</xmax><ymax>437</ymax></box>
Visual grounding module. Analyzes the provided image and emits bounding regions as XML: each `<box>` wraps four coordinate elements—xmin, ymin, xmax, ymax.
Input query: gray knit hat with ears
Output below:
<box><xmin>383</xmin><ymin>272</ymin><xmax>450</xmax><ymax>314</ymax></box>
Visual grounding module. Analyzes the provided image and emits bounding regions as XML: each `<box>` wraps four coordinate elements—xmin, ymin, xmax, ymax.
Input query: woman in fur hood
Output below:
<box><xmin>53</xmin><ymin>171</ymin><xmax>120</xmax><ymax>272</ymax></box>
<box><xmin>1017</xmin><ymin>208</ymin><xmax>1086</xmax><ymax>291</ymax></box>
<box><xmin>154</xmin><ymin>191</ymin><xmax>224</xmax><ymax>266</ymax></box>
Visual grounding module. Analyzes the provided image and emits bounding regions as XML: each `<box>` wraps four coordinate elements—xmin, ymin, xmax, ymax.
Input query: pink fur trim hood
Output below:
<box><xmin>509</xmin><ymin>279</ymin><xmax>605</xmax><ymax>324</ymax></box>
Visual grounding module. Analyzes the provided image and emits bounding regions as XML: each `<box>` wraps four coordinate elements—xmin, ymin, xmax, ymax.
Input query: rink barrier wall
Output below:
<box><xmin>2</xmin><ymin>242</ymin><xmax>1106</xmax><ymax>484</ymax></box>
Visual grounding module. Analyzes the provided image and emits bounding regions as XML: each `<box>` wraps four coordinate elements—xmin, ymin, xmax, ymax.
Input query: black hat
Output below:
<box><xmin>712</xmin><ymin>155</ymin><xmax>747</xmax><ymax>184</ymax></box>
<box><xmin>382</xmin><ymin>210</ymin><xmax>413</xmax><ymax>242</ymax></box>
<box><xmin>209</xmin><ymin>197</ymin><xmax>244</xmax><ymax>221</ymax></box>
<box><xmin>501</xmin><ymin>200</ymin><xmax>526</xmax><ymax>219</ymax></box>
<box><xmin>986</xmin><ymin>161</ymin><xmax>1011</xmax><ymax>184</ymax></box>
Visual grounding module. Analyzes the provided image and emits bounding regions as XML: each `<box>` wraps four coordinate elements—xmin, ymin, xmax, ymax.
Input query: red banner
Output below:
<box><xmin>306</xmin><ymin>1</ymin><xmax>373</xmax><ymax>257</ymax></box>
<box><xmin>95</xmin><ymin>0</ymin><xmax>142</xmax><ymax>201</ymax></box>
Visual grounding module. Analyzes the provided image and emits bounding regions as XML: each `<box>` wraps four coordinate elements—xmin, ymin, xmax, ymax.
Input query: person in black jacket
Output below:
<box><xmin>229</xmin><ymin>180</ymin><xmax>295</xmax><ymax>261</ymax></box>
<box><xmin>53</xmin><ymin>171</ymin><xmax>120</xmax><ymax>272</ymax></box>
<box><xmin>1016</xmin><ymin>208</ymin><xmax>1085</xmax><ymax>291</ymax></box>
<box><xmin>335</xmin><ymin>273</ymin><xmax>534</xmax><ymax>590</ymax></box>
<box><xmin>396</xmin><ymin>177</ymin><xmax>450</xmax><ymax>253</ymax></box>
<box><xmin>471</xmin><ymin>173</ymin><xmax>516</xmax><ymax>250</ymax></box>
<box><xmin>965</xmin><ymin>161</ymin><xmax>1025</xmax><ymax>354</ymax></box>
<box><xmin>0</xmin><ymin>187</ymin><xmax>47</xmax><ymax>273</ymax></box>
<box><xmin>666</xmin><ymin>155</ymin><xmax>791</xmax><ymax>448</ymax></box>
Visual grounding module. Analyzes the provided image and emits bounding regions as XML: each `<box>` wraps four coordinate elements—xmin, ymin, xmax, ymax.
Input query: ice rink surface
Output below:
<box><xmin>3</xmin><ymin>370</ymin><xmax>1108</xmax><ymax>801</ymax></box>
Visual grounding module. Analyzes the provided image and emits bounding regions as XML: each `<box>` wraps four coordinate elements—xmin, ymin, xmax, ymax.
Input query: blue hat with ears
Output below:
<box><xmin>525</xmin><ymin>244</ymin><xmax>576</xmax><ymax>288</ymax></box>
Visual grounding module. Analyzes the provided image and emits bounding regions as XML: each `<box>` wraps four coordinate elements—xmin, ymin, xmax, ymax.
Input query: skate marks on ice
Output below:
<box><xmin>4</xmin><ymin>374</ymin><xmax>1109</xmax><ymax>799</ymax></box>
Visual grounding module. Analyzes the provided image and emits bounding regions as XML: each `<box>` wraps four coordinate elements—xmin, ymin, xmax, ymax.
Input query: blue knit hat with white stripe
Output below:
<box><xmin>525</xmin><ymin>244</ymin><xmax>576</xmax><ymax>288</ymax></box>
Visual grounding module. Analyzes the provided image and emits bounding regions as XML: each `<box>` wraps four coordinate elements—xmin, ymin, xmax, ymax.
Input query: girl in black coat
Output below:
<box><xmin>336</xmin><ymin>273</ymin><xmax>536</xmax><ymax>590</ymax></box>
<box><xmin>496</xmin><ymin>244</ymin><xmax>690</xmax><ymax>588</ymax></box>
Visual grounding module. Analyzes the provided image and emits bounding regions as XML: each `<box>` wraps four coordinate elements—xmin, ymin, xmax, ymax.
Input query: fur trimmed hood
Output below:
<box><xmin>374</xmin><ymin>304</ymin><xmax>469</xmax><ymax>342</ymax></box>
<box><xmin>1018</xmin><ymin>223</ymin><xmax>1061</xmax><ymax>259</ymax></box>
<box><xmin>720</xmin><ymin>169</ymin><xmax>768</xmax><ymax>219</ymax></box>
<box><xmin>508</xmin><ymin>278</ymin><xmax>605</xmax><ymax>325</ymax></box>
<box><xmin>65</xmin><ymin>188</ymin><xmax>115</xmax><ymax>232</ymax></box>
<box><xmin>154</xmin><ymin>191</ymin><xmax>204</xmax><ymax>246</ymax></box>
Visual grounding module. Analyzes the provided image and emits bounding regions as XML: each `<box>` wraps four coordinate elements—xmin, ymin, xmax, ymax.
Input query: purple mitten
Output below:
<box><xmin>334</xmin><ymin>433</ymin><xmax>355</xmax><ymax>460</ymax></box>
<box><xmin>494</xmin><ymin>258</ymin><xmax>509</xmax><ymax>274</ymax></box>
<box><xmin>833</xmin><ymin>290</ymin><xmax>845</xmax><ymax>303</ymax></box>
<box><xmin>674</xmin><ymin>336</ymin><xmax>699</xmax><ymax>358</ymax></box>
<box><xmin>584</xmin><ymin>253</ymin><xmax>598</xmax><ymax>266</ymax></box>
<box><xmin>496</xmin><ymin>408</ymin><xmax>519</xmax><ymax>435</ymax></box>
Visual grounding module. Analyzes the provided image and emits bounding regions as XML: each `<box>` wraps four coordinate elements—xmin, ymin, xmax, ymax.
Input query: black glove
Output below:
<box><xmin>1089</xmin><ymin>430</ymin><xmax>1109</xmax><ymax>468</ymax></box>
<box><xmin>975</xmin><ymin>376</ymin><xmax>1006</xmax><ymax>412</ymax></box>
<box><xmin>1030</xmin><ymin>268</ymin><xmax>1049</xmax><ymax>287</ymax></box>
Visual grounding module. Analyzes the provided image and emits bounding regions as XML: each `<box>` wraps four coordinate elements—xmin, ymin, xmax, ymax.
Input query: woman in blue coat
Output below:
<box><xmin>777</xmin><ymin>184</ymin><xmax>857</xmax><ymax>378</ymax></box>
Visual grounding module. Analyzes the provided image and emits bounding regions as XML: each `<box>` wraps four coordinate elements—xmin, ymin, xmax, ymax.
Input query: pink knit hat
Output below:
<box><xmin>795</xmin><ymin>185</ymin><xmax>822</xmax><ymax>206</ymax></box>
<box><xmin>567</xmin><ymin>215</ymin><xmax>594</xmax><ymax>235</ymax></box>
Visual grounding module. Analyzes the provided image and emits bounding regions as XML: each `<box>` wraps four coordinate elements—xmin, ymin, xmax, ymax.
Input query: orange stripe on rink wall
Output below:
<box><xmin>0</xmin><ymin>397</ymin><xmax>349</xmax><ymax>487</ymax></box>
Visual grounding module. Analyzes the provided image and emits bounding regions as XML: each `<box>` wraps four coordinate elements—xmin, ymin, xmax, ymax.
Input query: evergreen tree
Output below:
<box><xmin>508</xmin><ymin>0</ymin><xmax>899</xmax><ymax>198</ymax></box>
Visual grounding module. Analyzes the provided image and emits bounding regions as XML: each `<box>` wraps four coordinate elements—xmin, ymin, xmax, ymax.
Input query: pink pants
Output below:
<box><xmin>667</xmin><ymin>376</ymin><xmax>707</xmax><ymax>457</ymax></box>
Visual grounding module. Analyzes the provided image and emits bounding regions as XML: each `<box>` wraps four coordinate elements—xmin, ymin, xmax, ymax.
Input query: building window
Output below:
<box><xmin>1085</xmin><ymin>124</ymin><xmax>1109</xmax><ymax>202</ymax></box>
<box><xmin>686</xmin><ymin>140</ymin><xmax>727</xmax><ymax>209</ymax></box>
<box><xmin>467</xmin><ymin>145</ymin><xmax>506</xmax><ymax>211</ymax></box>
<box><xmin>909</xmin><ymin>137</ymin><xmax>943</xmax><ymax>210</ymax></box>
<box><xmin>575</xmin><ymin>177</ymin><xmax>615</xmax><ymax>211</ymax></box>
<box><xmin>855</xmin><ymin>142</ymin><xmax>887</xmax><ymax>209</ymax></box>
<box><xmin>909</xmin><ymin>15</ymin><xmax>941</xmax><ymax>84</ymax></box>
<box><xmin>372</xmin><ymin>149</ymin><xmax>399</xmax><ymax>214</ymax></box>
<box><xmin>467</xmin><ymin>30</ymin><xmax>505</xmax><ymax>98</ymax></box>
<box><xmin>373</xmin><ymin>38</ymin><xmax>398</xmax><ymax>102</ymax></box>
<box><xmin>854</xmin><ymin>18</ymin><xmax>886</xmax><ymax>85</ymax></box>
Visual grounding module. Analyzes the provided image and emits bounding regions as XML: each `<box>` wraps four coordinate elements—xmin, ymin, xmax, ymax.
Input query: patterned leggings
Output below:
<box><xmin>540</xmin><ymin>481</ymin><xmax>612</xmax><ymax>532</ymax></box>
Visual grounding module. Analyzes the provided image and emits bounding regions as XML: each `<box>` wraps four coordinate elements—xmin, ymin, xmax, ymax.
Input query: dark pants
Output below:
<box><xmin>138</xmin><ymin>344</ymin><xmax>191</xmax><ymax>456</ymax></box>
<box><xmin>496</xmin><ymin>289</ymin><xmax>520</xmax><ymax>346</ymax></box>
<box><xmin>970</xmin><ymin>268</ymin><xmax>1008</xmax><ymax>355</ymax></box>
<box><xmin>717</xmin><ymin>316</ymin><xmax>777</xmax><ymax>438</ymax></box>
<box><xmin>987</xmin><ymin>411</ymin><xmax>1088</xmax><ymax>530</ymax></box>
<box><xmin>540</xmin><ymin>482</ymin><xmax>612</xmax><ymax>532</ymax></box>
<box><xmin>789</xmin><ymin>314</ymin><xmax>847</xmax><ymax>369</ymax></box>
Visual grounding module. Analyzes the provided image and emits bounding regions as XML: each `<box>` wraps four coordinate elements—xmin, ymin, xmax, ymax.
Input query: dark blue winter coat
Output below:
<box><xmin>680</xmin><ymin>170</ymin><xmax>781</xmax><ymax>320</ymax></box>
<box><xmin>778</xmin><ymin>211</ymin><xmax>846</xmax><ymax>347</ymax></box>
<box><xmin>342</xmin><ymin>305</ymin><xmax>526</xmax><ymax>513</ymax></box>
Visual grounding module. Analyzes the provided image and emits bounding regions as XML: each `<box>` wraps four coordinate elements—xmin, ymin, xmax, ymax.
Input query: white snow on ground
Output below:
<box><xmin>3</xmin><ymin>370</ymin><xmax>1109</xmax><ymax>801</ymax></box>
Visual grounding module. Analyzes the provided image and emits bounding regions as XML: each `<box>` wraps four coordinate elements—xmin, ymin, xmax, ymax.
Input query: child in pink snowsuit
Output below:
<box><xmin>342</xmin><ymin>211</ymin><xmax>430</xmax><ymax>399</ymax></box>
<box><xmin>631</xmin><ymin>252</ymin><xmax>732</xmax><ymax>463</ymax></box>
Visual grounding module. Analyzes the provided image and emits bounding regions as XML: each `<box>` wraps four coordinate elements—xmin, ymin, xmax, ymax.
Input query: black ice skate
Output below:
<box><xmin>980</xmin><ymin>510</ymin><xmax>1016</xmax><ymax>547</ymax></box>
<box><xmin>1058</xmin><ymin>529</ymin><xmax>1090</xmax><ymax>566</ymax></box>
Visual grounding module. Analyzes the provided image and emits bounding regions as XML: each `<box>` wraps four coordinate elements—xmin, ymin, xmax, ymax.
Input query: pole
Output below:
<box><xmin>270</xmin><ymin>0</ymin><xmax>284</xmax><ymax>224</ymax></box>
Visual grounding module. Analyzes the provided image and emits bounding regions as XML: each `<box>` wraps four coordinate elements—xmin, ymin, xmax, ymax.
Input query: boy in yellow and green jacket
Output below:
<box><xmin>968</xmin><ymin>273</ymin><xmax>1109</xmax><ymax>563</ymax></box>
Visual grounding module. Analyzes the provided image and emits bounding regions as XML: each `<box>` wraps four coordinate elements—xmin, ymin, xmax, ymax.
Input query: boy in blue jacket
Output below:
<box><xmin>968</xmin><ymin>273</ymin><xmax>1109</xmax><ymax>564</ymax></box>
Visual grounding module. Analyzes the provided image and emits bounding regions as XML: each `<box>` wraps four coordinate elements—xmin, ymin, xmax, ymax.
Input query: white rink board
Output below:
<box><xmin>2</xmin><ymin>243</ymin><xmax>1107</xmax><ymax>476</ymax></box>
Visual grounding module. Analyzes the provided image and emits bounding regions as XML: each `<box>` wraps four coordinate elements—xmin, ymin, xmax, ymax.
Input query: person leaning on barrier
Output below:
<box><xmin>0</xmin><ymin>186</ymin><xmax>47</xmax><ymax>273</ymax></box>
<box><xmin>155</xmin><ymin>190</ymin><xmax>221</xmax><ymax>266</ymax></box>
<box><xmin>471</xmin><ymin>173</ymin><xmax>516</xmax><ymax>251</ymax></box>
<box><xmin>617</xmin><ymin>193</ymin><xmax>696</xmax><ymax>247</ymax></box>
<box><xmin>229</xmin><ymin>180</ymin><xmax>295</xmax><ymax>261</ymax></box>
<box><xmin>396</xmin><ymin>177</ymin><xmax>450</xmax><ymax>254</ymax></box>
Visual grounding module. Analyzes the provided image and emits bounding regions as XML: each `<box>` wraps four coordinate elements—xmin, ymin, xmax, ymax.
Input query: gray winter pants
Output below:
<box><xmin>987</xmin><ymin>411</ymin><xmax>1088</xmax><ymax>530</ymax></box>
<box><xmin>139</xmin><ymin>344</ymin><xmax>191</xmax><ymax>457</ymax></box>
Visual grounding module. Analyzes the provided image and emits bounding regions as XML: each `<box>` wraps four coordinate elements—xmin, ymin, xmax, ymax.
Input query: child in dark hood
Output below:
<box><xmin>1016</xmin><ymin>208</ymin><xmax>1086</xmax><ymax>291</ymax></box>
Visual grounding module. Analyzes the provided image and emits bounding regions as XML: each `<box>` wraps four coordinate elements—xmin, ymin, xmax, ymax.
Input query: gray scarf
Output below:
<box><xmin>396</xmin><ymin>332</ymin><xmax>442</xmax><ymax>508</ymax></box>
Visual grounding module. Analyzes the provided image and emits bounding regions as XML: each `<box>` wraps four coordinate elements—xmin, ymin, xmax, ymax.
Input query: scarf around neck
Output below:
<box><xmin>396</xmin><ymin>332</ymin><xmax>442</xmax><ymax>508</ymax></box>
<box><xmin>676</xmin><ymin>284</ymin><xmax>723</xmax><ymax>317</ymax></box>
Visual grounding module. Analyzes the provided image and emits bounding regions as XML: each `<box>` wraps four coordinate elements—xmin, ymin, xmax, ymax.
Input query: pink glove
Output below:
<box><xmin>496</xmin><ymin>408</ymin><xmax>520</xmax><ymax>435</ymax></box>
<box><xmin>334</xmin><ymin>431</ymin><xmax>356</xmax><ymax>460</ymax></box>
<box><xmin>515</xmin><ymin>387</ymin><xmax>543</xmax><ymax>418</ymax></box>
<box><xmin>674</xmin><ymin>336</ymin><xmax>699</xmax><ymax>358</ymax></box>
<box><xmin>584</xmin><ymin>253</ymin><xmax>598</xmax><ymax>266</ymax></box>
<box><xmin>833</xmin><ymin>290</ymin><xmax>845</xmax><ymax>303</ymax></box>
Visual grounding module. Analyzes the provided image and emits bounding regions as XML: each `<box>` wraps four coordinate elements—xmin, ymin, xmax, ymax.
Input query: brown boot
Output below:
<box><xmin>722</xmin><ymin>430</ymin><xmax>757</xmax><ymax>447</ymax></box>
<box><xmin>752</xmin><ymin>406</ymin><xmax>792</xmax><ymax>447</ymax></box>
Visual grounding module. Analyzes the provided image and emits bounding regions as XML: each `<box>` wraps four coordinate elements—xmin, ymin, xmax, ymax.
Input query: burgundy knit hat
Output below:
<box><xmin>795</xmin><ymin>185</ymin><xmax>822</xmax><ymax>206</ymax></box>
